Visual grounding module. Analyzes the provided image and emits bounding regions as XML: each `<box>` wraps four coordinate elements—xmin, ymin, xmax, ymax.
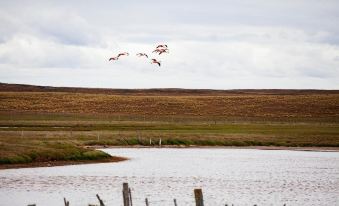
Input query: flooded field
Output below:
<box><xmin>0</xmin><ymin>148</ymin><xmax>338</xmax><ymax>206</ymax></box>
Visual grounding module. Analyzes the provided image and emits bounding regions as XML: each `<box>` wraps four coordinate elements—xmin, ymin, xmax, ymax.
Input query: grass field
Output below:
<box><xmin>0</xmin><ymin>83</ymin><xmax>338</xmax><ymax>167</ymax></box>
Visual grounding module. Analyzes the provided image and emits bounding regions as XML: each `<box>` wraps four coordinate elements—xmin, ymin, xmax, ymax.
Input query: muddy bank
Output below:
<box><xmin>0</xmin><ymin>156</ymin><xmax>127</xmax><ymax>170</ymax></box>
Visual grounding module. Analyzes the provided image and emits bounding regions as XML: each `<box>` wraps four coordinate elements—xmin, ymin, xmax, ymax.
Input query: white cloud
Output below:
<box><xmin>0</xmin><ymin>0</ymin><xmax>339</xmax><ymax>89</ymax></box>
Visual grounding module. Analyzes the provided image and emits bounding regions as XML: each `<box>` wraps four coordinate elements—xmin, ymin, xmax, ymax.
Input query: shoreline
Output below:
<box><xmin>95</xmin><ymin>145</ymin><xmax>339</xmax><ymax>152</ymax></box>
<box><xmin>1</xmin><ymin>146</ymin><xmax>338</xmax><ymax>170</ymax></box>
<box><xmin>0</xmin><ymin>156</ymin><xmax>128</xmax><ymax>170</ymax></box>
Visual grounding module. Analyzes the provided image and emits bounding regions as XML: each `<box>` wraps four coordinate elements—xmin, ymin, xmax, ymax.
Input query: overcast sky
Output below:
<box><xmin>1</xmin><ymin>0</ymin><xmax>339</xmax><ymax>89</ymax></box>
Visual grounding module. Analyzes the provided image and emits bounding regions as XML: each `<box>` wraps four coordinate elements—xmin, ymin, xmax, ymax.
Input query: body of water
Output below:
<box><xmin>0</xmin><ymin>148</ymin><xmax>338</xmax><ymax>206</ymax></box>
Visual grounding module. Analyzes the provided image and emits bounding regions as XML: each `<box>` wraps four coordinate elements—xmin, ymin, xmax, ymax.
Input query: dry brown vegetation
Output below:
<box><xmin>0</xmin><ymin>92</ymin><xmax>338</xmax><ymax>121</ymax></box>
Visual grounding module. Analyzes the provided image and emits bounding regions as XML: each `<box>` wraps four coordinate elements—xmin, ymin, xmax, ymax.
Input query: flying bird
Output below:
<box><xmin>156</xmin><ymin>44</ymin><xmax>168</xmax><ymax>49</ymax></box>
<box><xmin>136</xmin><ymin>53</ymin><xmax>148</xmax><ymax>58</ymax></box>
<box><xmin>158</xmin><ymin>49</ymin><xmax>169</xmax><ymax>55</ymax></box>
<box><xmin>152</xmin><ymin>48</ymin><xmax>169</xmax><ymax>54</ymax></box>
<box><xmin>117</xmin><ymin>52</ymin><xmax>129</xmax><ymax>58</ymax></box>
<box><xmin>109</xmin><ymin>57</ymin><xmax>119</xmax><ymax>61</ymax></box>
<box><xmin>151</xmin><ymin>59</ymin><xmax>161</xmax><ymax>67</ymax></box>
<box><xmin>152</xmin><ymin>49</ymin><xmax>159</xmax><ymax>53</ymax></box>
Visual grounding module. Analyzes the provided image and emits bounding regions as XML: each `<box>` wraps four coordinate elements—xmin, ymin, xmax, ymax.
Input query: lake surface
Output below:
<box><xmin>0</xmin><ymin>148</ymin><xmax>338</xmax><ymax>206</ymax></box>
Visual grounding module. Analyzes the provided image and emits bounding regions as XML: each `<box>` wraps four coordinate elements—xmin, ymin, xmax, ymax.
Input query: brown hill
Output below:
<box><xmin>1</xmin><ymin>83</ymin><xmax>339</xmax><ymax>121</ymax></box>
<box><xmin>1</xmin><ymin>82</ymin><xmax>338</xmax><ymax>96</ymax></box>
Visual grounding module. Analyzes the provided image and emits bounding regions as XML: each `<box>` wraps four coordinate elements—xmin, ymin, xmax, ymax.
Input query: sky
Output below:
<box><xmin>0</xmin><ymin>0</ymin><xmax>339</xmax><ymax>89</ymax></box>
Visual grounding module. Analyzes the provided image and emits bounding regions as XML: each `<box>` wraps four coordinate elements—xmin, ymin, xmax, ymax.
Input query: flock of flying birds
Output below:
<box><xmin>109</xmin><ymin>44</ymin><xmax>169</xmax><ymax>67</ymax></box>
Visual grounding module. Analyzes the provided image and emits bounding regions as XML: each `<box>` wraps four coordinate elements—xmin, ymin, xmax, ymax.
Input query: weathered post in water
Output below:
<box><xmin>96</xmin><ymin>194</ymin><xmax>105</xmax><ymax>206</ymax></box>
<box><xmin>194</xmin><ymin>189</ymin><xmax>204</xmax><ymax>206</ymax></box>
<box><xmin>63</xmin><ymin>197</ymin><xmax>69</xmax><ymax>206</ymax></box>
<box><xmin>174</xmin><ymin>198</ymin><xmax>178</xmax><ymax>206</ymax></box>
<box><xmin>123</xmin><ymin>183</ymin><xmax>130</xmax><ymax>206</ymax></box>
<box><xmin>129</xmin><ymin>188</ymin><xmax>133</xmax><ymax>206</ymax></box>
<box><xmin>145</xmin><ymin>198</ymin><xmax>149</xmax><ymax>206</ymax></box>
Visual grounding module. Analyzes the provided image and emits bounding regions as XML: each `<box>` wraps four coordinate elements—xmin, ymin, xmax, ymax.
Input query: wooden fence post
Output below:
<box><xmin>145</xmin><ymin>198</ymin><xmax>149</xmax><ymax>206</ymax></box>
<box><xmin>129</xmin><ymin>188</ymin><xmax>133</xmax><ymax>206</ymax></box>
<box><xmin>122</xmin><ymin>183</ymin><xmax>130</xmax><ymax>206</ymax></box>
<box><xmin>96</xmin><ymin>194</ymin><xmax>105</xmax><ymax>206</ymax></box>
<box><xmin>194</xmin><ymin>189</ymin><xmax>204</xmax><ymax>206</ymax></box>
<box><xmin>63</xmin><ymin>197</ymin><xmax>69</xmax><ymax>206</ymax></box>
<box><xmin>174</xmin><ymin>198</ymin><xmax>178</xmax><ymax>206</ymax></box>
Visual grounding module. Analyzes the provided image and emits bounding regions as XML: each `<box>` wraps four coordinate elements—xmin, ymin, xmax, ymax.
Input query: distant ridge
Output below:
<box><xmin>0</xmin><ymin>82</ymin><xmax>338</xmax><ymax>96</ymax></box>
